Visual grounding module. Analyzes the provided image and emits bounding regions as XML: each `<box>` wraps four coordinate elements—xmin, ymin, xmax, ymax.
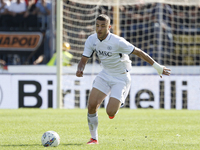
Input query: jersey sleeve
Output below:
<box><xmin>117</xmin><ymin>38</ymin><xmax>135</xmax><ymax>55</ymax></box>
<box><xmin>82</xmin><ymin>36</ymin><xmax>94</xmax><ymax>58</ymax></box>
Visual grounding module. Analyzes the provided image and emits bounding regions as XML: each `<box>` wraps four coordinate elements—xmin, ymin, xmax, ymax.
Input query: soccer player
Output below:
<box><xmin>76</xmin><ymin>14</ymin><xmax>171</xmax><ymax>145</ymax></box>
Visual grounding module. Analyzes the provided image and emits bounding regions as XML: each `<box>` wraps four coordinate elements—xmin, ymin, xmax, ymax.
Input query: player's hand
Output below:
<box><xmin>76</xmin><ymin>69</ymin><xmax>83</xmax><ymax>77</ymax></box>
<box><xmin>161</xmin><ymin>67</ymin><xmax>171</xmax><ymax>78</ymax></box>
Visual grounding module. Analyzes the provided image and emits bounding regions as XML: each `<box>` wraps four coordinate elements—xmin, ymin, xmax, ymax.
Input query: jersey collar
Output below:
<box><xmin>104</xmin><ymin>31</ymin><xmax>111</xmax><ymax>41</ymax></box>
<box><xmin>96</xmin><ymin>31</ymin><xmax>111</xmax><ymax>42</ymax></box>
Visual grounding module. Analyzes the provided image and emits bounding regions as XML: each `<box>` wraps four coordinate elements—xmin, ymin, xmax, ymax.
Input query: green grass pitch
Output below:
<box><xmin>0</xmin><ymin>109</ymin><xmax>200</xmax><ymax>150</ymax></box>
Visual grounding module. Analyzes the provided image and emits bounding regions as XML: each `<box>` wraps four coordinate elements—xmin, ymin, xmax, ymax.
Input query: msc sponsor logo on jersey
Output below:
<box><xmin>96</xmin><ymin>50</ymin><xmax>112</xmax><ymax>57</ymax></box>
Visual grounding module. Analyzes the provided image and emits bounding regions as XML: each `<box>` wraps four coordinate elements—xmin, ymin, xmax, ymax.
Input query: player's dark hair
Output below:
<box><xmin>96</xmin><ymin>14</ymin><xmax>110</xmax><ymax>25</ymax></box>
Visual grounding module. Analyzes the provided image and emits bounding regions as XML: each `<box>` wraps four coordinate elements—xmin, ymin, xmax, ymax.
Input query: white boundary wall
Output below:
<box><xmin>0</xmin><ymin>65</ymin><xmax>200</xmax><ymax>109</ymax></box>
<box><xmin>4</xmin><ymin>64</ymin><xmax>200</xmax><ymax>75</ymax></box>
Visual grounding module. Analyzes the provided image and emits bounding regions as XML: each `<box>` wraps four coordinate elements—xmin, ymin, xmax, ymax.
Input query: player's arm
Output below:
<box><xmin>76</xmin><ymin>56</ymin><xmax>89</xmax><ymax>77</ymax></box>
<box><xmin>132</xmin><ymin>47</ymin><xmax>171</xmax><ymax>78</ymax></box>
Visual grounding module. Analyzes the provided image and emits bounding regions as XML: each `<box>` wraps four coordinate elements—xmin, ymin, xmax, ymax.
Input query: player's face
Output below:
<box><xmin>96</xmin><ymin>20</ymin><xmax>111</xmax><ymax>41</ymax></box>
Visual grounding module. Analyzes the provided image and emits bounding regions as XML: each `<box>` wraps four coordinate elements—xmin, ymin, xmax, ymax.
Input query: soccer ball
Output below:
<box><xmin>41</xmin><ymin>131</ymin><xmax>60</xmax><ymax>147</ymax></box>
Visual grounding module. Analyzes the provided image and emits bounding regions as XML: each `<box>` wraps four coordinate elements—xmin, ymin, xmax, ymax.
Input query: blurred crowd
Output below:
<box><xmin>0</xmin><ymin>0</ymin><xmax>51</xmax><ymax>29</ymax></box>
<box><xmin>65</xmin><ymin>1</ymin><xmax>200</xmax><ymax>66</ymax></box>
<box><xmin>0</xmin><ymin>0</ymin><xmax>52</xmax><ymax>66</ymax></box>
<box><xmin>98</xmin><ymin>3</ymin><xmax>200</xmax><ymax>66</ymax></box>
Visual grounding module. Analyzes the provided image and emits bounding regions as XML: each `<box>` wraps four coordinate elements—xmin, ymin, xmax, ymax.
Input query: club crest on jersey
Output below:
<box><xmin>107</xmin><ymin>46</ymin><xmax>112</xmax><ymax>50</ymax></box>
<box><xmin>96</xmin><ymin>50</ymin><xmax>112</xmax><ymax>57</ymax></box>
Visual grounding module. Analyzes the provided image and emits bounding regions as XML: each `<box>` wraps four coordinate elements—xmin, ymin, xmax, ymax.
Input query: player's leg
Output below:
<box><xmin>87</xmin><ymin>72</ymin><xmax>111</xmax><ymax>144</ymax></box>
<box><xmin>106</xmin><ymin>73</ymin><xmax>131</xmax><ymax>119</ymax></box>
<box><xmin>88</xmin><ymin>87</ymin><xmax>107</xmax><ymax>114</ymax></box>
<box><xmin>106</xmin><ymin>83</ymin><xmax>124</xmax><ymax>119</ymax></box>
<box><xmin>87</xmin><ymin>87</ymin><xmax>107</xmax><ymax>144</ymax></box>
<box><xmin>106</xmin><ymin>97</ymin><xmax>121</xmax><ymax>119</ymax></box>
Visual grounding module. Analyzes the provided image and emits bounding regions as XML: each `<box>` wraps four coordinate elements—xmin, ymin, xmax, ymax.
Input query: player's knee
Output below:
<box><xmin>106</xmin><ymin>109</ymin><xmax>117</xmax><ymax>117</ymax></box>
<box><xmin>88</xmin><ymin>103</ymin><xmax>98</xmax><ymax>114</ymax></box>
<box><xmin>88</xmin><ymin>104</ymin><xmax>95</xmax><ymax>111</ymax></box>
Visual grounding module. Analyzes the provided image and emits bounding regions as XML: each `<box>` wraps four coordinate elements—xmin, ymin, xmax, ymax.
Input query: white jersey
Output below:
<box><xmin>83</xmin><ymin>32</ymin><xmax>135</xmax><ymax>76</ymax></box>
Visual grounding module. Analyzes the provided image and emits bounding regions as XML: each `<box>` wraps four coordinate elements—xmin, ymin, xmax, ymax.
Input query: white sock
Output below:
<box><xmin>88</xmin><ymin>113</ymin><xmax>98</xmax><ymax>140</ymax></box>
